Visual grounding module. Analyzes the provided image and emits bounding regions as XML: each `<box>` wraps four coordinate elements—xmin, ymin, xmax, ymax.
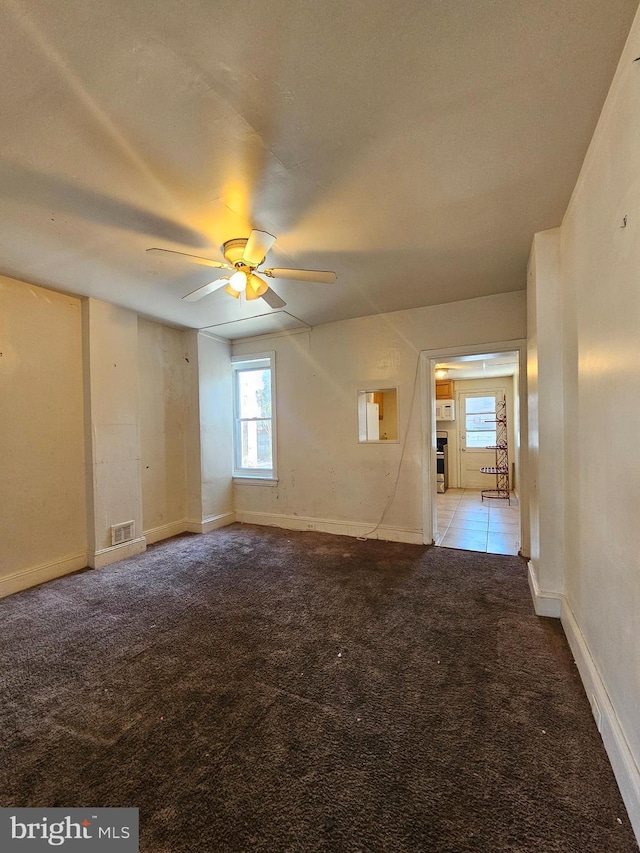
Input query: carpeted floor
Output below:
<box><xmin>0</xmin><ymin>524</ymin><xmax>637</xmax><ymax>852</ymax></box>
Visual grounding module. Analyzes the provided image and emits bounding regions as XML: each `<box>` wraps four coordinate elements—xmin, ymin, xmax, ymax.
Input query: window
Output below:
<box><xmin>357</xmin><ymin>389</ymin><xmax>399</xmax><ymax>442</ymax></box>
<box><xmin>232</xmin><ymin>354</ymin><xmax>276</xmax><ymax>480</ymax></box>
<box><xmin>464</xmin><ymin>394</ymin><xmax>497</xmax><ymax>448</ymax></box>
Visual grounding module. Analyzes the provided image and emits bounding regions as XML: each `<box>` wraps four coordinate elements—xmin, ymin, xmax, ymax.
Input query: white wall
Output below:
<box><xmin>530</xmin><ymin>7</ymin><xmax>640</xmax><ymax>838</ymax></box>
<box><xmin>0</xmin><ymin>276</ymin><xmax>87</xmax><ymax>595</ymax></box>
<box><xmin>527</xmin><ymin>228</ymin><xmax>565</xmax><ymax>607</ymax></box>
<box><xmin>232</xmin><ymin>291</ymin><xmax>526</xmax><ymax>542</ymax></box>
<box><xmin>196</xmin><ymin>332</ymin><xmax>234</xmax><ymax>528</ymax></box>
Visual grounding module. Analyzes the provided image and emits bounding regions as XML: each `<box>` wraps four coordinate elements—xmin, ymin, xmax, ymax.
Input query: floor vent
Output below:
<box><xmin>111</xmin><ymin>520</ymin><xmax>135</xmax><ymax>546</ymax></box>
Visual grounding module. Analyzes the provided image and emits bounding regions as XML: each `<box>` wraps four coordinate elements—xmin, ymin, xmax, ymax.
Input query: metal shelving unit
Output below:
<box><xmin>480</xmin><ymin>396</ymin><xmax>510</xmax><ymax>502</ymax></box>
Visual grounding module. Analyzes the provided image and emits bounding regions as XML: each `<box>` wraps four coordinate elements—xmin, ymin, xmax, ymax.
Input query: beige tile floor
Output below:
<box><xmin>435</xmin><ymin>488</ymin><xmax>520</xmax><ymax>555</ymax></box>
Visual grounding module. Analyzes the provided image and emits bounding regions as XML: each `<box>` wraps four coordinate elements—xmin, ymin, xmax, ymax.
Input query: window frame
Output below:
<box><xmin>462</xmin><ymin>392</ymin><xmax>498</xmax><ymax>451</ymax></box>
<box><xmin>231</xmin><ymin>352</ymin><xmax>277</xmax><ymax>482</ymax></box>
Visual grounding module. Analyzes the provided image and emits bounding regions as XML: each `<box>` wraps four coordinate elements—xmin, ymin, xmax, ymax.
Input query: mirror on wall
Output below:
<box><xmin>357</xmin><ymin>388</ymin><xmax>399</xmax><ymax>442</ymax></box>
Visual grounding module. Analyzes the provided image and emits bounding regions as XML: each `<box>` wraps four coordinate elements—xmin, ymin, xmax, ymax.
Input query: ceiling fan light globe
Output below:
<box><xmin>224</xmin><ymin>283</ymin><xmax>241</xmax><ymax>299</ymax></box>
<box><xmin>228</xmin><ymin>270</ymin><xmax>247</xmax><ymax>292</ymax></box>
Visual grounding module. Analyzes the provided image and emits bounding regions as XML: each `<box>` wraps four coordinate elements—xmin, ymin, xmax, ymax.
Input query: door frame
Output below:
<box><xmin>419</xmin><ymin>339</ymin><xmax>529</xmax><ymax>554</ymax></box>
<box><xmin>457</xmin><ymin>384</ymin><xmax>508</xmax><ymax>489</ymax></box>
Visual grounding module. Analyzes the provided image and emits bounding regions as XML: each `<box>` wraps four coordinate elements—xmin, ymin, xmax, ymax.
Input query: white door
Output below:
<box><xmin>458</xmin><ymin>390</ymin><xmax>504</xmax><ymax>489</ymax></box>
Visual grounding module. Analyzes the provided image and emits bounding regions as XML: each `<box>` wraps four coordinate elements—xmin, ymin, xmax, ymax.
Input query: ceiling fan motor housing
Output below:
<box><xmin>222</xmin><ymin>238</ymin><xmax>269</xmax><ymax>301</ymax></box>
<box><xmin>222</xmin><ymin>237</ymin><xmax>264</xmax><ymax>268</ymax></box>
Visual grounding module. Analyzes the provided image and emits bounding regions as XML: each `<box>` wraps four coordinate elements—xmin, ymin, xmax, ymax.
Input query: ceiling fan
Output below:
<box><xmin>147</xmin><ymin>230</ymin><xmax>337</xmax><ymax>309</ymax></box>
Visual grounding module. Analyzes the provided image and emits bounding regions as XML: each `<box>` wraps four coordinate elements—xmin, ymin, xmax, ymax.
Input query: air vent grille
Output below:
<box><xmin>111</xmin><ymin>521</ymin><xmax>135</xmax><ymax>546</ymax></box>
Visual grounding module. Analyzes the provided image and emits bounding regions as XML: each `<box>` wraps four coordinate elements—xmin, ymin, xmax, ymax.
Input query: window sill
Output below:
<box><xmin>233</xmin><ymin>476</ymin><xmax>278</xmax><ymax>487</ymax></box>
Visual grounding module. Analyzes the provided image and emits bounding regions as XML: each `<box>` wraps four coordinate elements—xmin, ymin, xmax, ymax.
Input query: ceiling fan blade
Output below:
<box><xmin>182</xmin><ymin>278</ymin><xmax>229</xmax><ymax>302</ymax></box>
<box><xmin>264</xmin><ymin>267</ymin><xmax>337</xmax><ymax>284</ymax></box>
<box><xmin>242</xmin><ymin>230</ymin><xmax>276</xmax><ymax>266</ymax></box>
<box><xmin>147</xmin><ymin>247</ymin><xmax>232</xmax><ymax>270</ymax></box>
<box><xmin>260</xmin><ymin>288</ymin><xmax>286</xmax><ymax>309</ymax></box>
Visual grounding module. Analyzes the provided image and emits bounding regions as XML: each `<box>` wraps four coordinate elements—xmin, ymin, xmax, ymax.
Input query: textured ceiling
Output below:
<box><xmin>2</xmin><ymin>0</ymin><xmax>638</xmax><ymax>338</ymax></box>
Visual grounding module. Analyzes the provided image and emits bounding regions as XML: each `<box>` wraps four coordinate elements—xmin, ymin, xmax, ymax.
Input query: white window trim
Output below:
<box><xmin>459</xmin><ymin>389</ymin><xmax>503</xmax><ymax>451</ymax></box>
<box><xmin>231</xmin><ymin>352</ymin><xmax>277</xmax><ymax>481</ymax></box>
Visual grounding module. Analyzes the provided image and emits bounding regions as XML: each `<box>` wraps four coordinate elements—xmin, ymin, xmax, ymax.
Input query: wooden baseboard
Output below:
<box><xmin>186</xmin><ymin>512</ymin><xmax>236</xmax><ymax>534</ymax></box>
<box><xmin>527</xmin><ymin>560</ymin><xmax>562</xmax><ymax>617</ymax></box>
<box><xmin>144</xmin><ymin>520</ymin><xmax>191</xmax><ymax>545</ymax></box>
<box><xmin>561</xmin><ymin>600</ymin><xmax>640</xmax><ymax>845</ymax></box>
<box><xmin>88</xmin><ymin>537</ymin><xmax>146</xmax><ymax>569</ymax></box>
<box><xmin>0</xmin><ymin>553</ymin><xmax>88</xmax><ymax>599</ymax></box>
<box><xmin>145</xmin><ymin>513</ymin><xmax>236</xmax><ymax>543</ymax></box>
<box><xmin>234</xmin><ymin>510</ymin><xmax>423</xmax><ymax>545</ymax></box>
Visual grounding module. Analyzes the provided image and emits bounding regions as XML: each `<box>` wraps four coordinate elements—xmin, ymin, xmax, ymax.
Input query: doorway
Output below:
<box><xmin>458</xmin><ymin>387</ymin><xmax>508</xmax><ymax>489</ymax></box>
<box><xmin>421</xmin><ymin>343</ymin><xmax>527</xmax><ymax>557</ymax></box>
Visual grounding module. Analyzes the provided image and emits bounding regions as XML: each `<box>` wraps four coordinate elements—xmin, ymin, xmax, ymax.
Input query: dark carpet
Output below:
<box><xmin>0</xmin><ymin>524</ymin><xmax>636</xmax><ymax>852</ymax></box>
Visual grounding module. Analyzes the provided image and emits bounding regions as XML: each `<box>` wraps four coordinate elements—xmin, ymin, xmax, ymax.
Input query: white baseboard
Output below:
<box><xmin>88</xmin><ymin>536</ymin><xmax>146</xmax><ymax>569</ymax></box>
<box><xmin>527</xmin><ymin>560</ymin><xmax>562</xmax><ymax>617</ymax></box>
<box><xmin>186</xmin><ymin>512</ymin><xmax>236</xmax><ymax>535</ymax></box>
<box><xmin>561</xmin><ymin>600</ymin><xmax>640</xmax><ymax>845</ymax></box>
<box><xmin>0</xmin><ymin>552</ymin><xmax>88</xmax><ymax>599</ymax></box>
<box><xmin>234</xmin><ymin>510</ymin><xmax>423</xmax><ymax>545</ymax></box>
<box><xmin>144</xmin><ymin>519</ymin><xmax>191</xmax><ymax>545</ymax></box>
<box><xmin>0</xmin><ymin>514</ymin><xmax>236</xmax><ymax>598</ymax></box>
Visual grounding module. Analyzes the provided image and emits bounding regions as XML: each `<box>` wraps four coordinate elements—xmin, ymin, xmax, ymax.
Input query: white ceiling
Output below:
<box><xmin>2</xmin><ymin>0</ymin><xmax>637</xmax><ymax>339</ymax></box>
<box><xmin>437</xmin><ymin>352</ymin><xmax>518</xmax><ymax>381</ymax></box>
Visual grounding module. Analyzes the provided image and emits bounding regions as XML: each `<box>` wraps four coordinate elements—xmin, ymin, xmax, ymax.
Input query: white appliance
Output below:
<box><xmin>436</xmin><ymin>431</ymin><xmax>449</xmax><ymax>493</ymax></box>
<box><xmin>435</xmin><ymin>399</ymin><xmax>455</xmax><ymax>421</ymax></box>
<box><xmin>366</xmin><ymin>402</ymin><xmax>380</xmax><ymax>440</ymax></box>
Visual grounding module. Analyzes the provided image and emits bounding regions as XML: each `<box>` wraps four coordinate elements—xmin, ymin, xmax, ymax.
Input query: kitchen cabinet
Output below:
<box><xmin>436</xmin><ymin>379</ymin><xmax>454</xmax><ymax>399</ymax></box>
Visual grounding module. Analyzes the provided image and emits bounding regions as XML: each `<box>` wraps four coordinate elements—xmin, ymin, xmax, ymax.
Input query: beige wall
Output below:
<box><xmin>232</xmin><ymin>291</ymin><xmax>526</xmax><ymax>542</ymax></box>
<box><xmin>0</xmin><ymin>276</ymin><xmax>87</xmax><ymax>594</ymax></box>
<box><xmin>0</xmin><ymin>282</ymin><xmax>235</xmax><ymax>594</ymax></box>
<box><xmin>83</xmin><ymin>299</ymin><xmax>144</xmax><ymax>565</ymax></box>
<box><xmin>138</xmin><ymin>323</ymin><xmax>233</xmax><ymax>540</ymax></box>
<box><xmin>138</xmin><ymin>319</ymin><xmax>189</xmax><ymax>540</ymax></box>
<box><xmin>530</xmin><ymin>6</ymin><xmax>640</xmax><ymax>838</ymax></box>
